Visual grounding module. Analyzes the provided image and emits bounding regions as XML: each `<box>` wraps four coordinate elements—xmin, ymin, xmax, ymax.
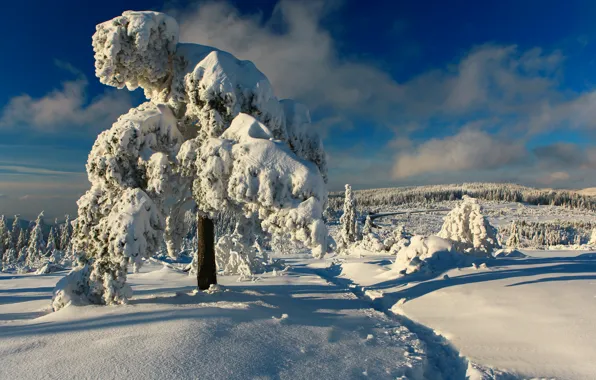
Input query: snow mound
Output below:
<box><xmin>36</xmin><ymin>262</ymin><xmax>67</xmax><ymax>275</ymax></box>
<box><xmin>93</xmin><ymin>11</ymin><xmax>179</xmax><ymax>98</ymax></box>
<box><xmin>51</xmin><ymin>265</ymin><xmax>92</xmax><ymax>311</ymax></box>
<box><xmin>393</xmin><ymin>235</ymin><xmax>460</xmax><ymax>275</ymax></box>
<box><xmin>493</xmin><ymin>249</ymin><xmax>527</xmax><ymax>258</ymax></box>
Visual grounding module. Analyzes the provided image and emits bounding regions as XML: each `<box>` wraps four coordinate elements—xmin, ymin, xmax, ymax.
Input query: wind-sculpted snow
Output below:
<box><xmin>178</xmin><ymin>114</ymin><xmax>327</xmax><ymax>257</ymax></box>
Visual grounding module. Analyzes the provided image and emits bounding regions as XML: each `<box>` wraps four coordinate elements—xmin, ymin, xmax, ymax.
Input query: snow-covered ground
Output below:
<box><xmin>0</xmin><ymin>260</ymin><xmax>476</xmax><ymax>380</ymax></box>
<box><xmin>328</xmin><ymin>250</ymin><xmax>596</xmax><ymax>379</ymax></box>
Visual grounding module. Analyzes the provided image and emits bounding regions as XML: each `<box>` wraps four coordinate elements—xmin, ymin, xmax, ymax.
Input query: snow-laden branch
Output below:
<box><xmin>178</xmin><ymin>114</ymin><xmax>327</xmax><ymax>256</ymax></box>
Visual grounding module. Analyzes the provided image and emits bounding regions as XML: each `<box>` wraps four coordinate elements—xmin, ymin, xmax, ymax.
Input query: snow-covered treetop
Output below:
<box><xmin>93</xmin><ymin>11</ymin><xmax>179</xmax><ymax>97</ymax></box>
<box><xmin>92</xmin><ymin>11</ymin><xmax>325</xmax><ymax>178</ymax></box>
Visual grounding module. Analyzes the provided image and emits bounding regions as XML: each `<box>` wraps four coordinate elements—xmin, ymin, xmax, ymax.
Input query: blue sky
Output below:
<box><xmin>2</xmin><ymin>0</ymin><xmax>596</xmax><ymax>219</ymax></box>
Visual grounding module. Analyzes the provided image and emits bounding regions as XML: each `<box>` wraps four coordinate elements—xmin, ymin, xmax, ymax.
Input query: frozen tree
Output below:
<box><xmin>26</xmin><ymin>211</ymin><xmax>46</xmax><ymax>266</ymax></box>
<box><xmin>589</xmin><ymin>228</ymin><xmax>596</xmax><ymax>245</ymax></box>
<box><xmin>47</xmin><ymin>226</ymin><xmax>58</xmax><ymax>254</ymax></box>
<box><xmin>506</xmin><ymin>221</ymin><xmax>520</xmax><ymax>248</ymax></box>
<box><xmin>11</xmin><ymin>215</ymin><xmax>22</xmax><ymax>250</ymax></box>
<box><xmin>16</xmin><ymin>229</ymin><xmax>28</xmax><ymax>257</ymax></box>
<box><xmin>437</xmin><ymin>196</ymin><xmax>500</xmax><ymax>254</ymax></box>
<box><xmin>3</xmin><ymin>248</ymin><xmax>17</xmax><ymax>266</ymax></box>
<box><xmin>61</xmin><ymin>11</ymin><xmax>327</xmax><ymax>308</ymax></box>
<box><xmin>362</xmin><ymin>215</ymin><xmax>373</xmax><ymax>235</ymax></box>
<box><xmin>574</xmin><ymin>234</ymin><xmax>581</xmax><ymax>246</ymax></box>
<box><xmin>339</xmin><ymin>184</ymin><xmax>358</xmax><ymax>248</ymax></box>
<box><xmin>59</xmin><ymin>215</ymin><xmax>72</xmax><ymax>252</ymax></box>
<box><xmin>0</xmin><ymin>216</ymin><xmax>10</xmax><ymax>263</ymax></box>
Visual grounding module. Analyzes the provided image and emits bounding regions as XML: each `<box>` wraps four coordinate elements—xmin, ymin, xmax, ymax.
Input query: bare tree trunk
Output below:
<box><xmin>196</xmin><ymin>214</ymin><xmax>217</xmax><ymax>290</ymax></box>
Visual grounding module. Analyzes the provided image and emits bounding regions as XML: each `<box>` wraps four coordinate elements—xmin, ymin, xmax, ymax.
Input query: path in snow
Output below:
<box><xmin>1</xmin><ymin>261</ymin><xmax>444</xmax><ymax>380</ymax></box>
<box><xmin>300</xmin><ymin>260</ymin><xmax>516</xmax><ymax>380</ymax></box>
<box><xmin>330</xmin><ymin>251</ymin><xmax>596</xmax><ymax>379</ymax></box>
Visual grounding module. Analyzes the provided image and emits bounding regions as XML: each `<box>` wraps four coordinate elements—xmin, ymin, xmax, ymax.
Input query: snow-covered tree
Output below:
<box><xmin>26</xmin><ymin>211</ymin><xmax>46</xmax><ymax>266</ymax></box>
<box><xmin>59</xmin><ymin>215</ymin><xmax>72</xmax><ymax>252</ymax></box>
<box><xmin>3</xmin><ymin>248</ymin><xmax>17</xmax><ymax>266</ymax></box>
<box><xmin>11</xmin><ymin>215</ymin><xmax>22</xmax><ymax>250</ymax></box>
<box><xmin>589</xmin><ymin>228</ymin><xmax>596</xmax><ymax>245</ymax></box>
<box><xmin>506</xmin><ymin>221</ymin><xmax>520</xmax><ymax>248</ymax></box>
<box><xmin>362</xmin><ymin>215</ymin><xmax>373</xmax><ymax>235</ymax></box>
<box><xmin>47</xmin><ymin>226</ymin><xmax>58</xmax><ymax>254</ymax></box>
<box><xmin>339</xmin><ymin>184</ymin><xmax>358</xmax><ymax>248</ymax></box>
<box><xmin>0</xmin><ymin>216</ymin><xmax>10</xmax><ymax>263</ymax></box>
<box><xmin>437</xmin><ymin>196</ymin><xmax>500</xmax><ymax>254</ymax></box>
<box><xmin>16</xmin><ymin>229</ymin><xmax>28</xmax><ymax>256</ymax></box>
<box><xmin>62</xmin><ymin>11</ymin><xmax>327</xmax><ymax>308</ymax></box>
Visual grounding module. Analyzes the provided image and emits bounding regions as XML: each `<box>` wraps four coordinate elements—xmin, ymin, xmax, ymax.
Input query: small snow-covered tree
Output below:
<box><xmin>3</xmin><ymin>248</ymin><xmax>17</xmax><ymax>266</ymax></box>
<box><xmin>11</xmin><ymin>215</ymin><xmax>22</xmax><ymax>250</ymax></box>
<box><xmin>339</xmin><ymin>184</ymin><xmax>358</xmax><ymax>248</ymax></box>
<box><xmin>16</xmin><ymin>229</ymin><xmax>28</xmax><ymax>257</ymax></box>
<box><xmin>438</xmin><ymin>196</ymin><xmax>500</xmax><ymax>254</ymax></box>
<box><xmin>59</xmin><ymin>215</ymin><xmax>72</xmax><ymax>251</ymax></box>
<box><xmin>47</xmin><ymin>226</ymin><xmax>58</xmax><ymax>254</ymax></box>
<box><xmin>63</xmin><ymin>11</ymin><xmax>327</xmax><ymax>308</ymax></box>
<box><xmin>589</xmin><ymin>228</ymin><xmax>596</xmax><ymax>245</ymax></box>
<box><xmin>26</xmin><ymin>211</ymin><xmax>46</xmax><ymax>266</ymax></box>
<box><xmin>506</xmin><ymin>221</ymin><xmax>520</xmax><ymax>248</ymax></box>
<box><xmin>0</xmin><ymin>216</ymin><xmax>9</xmax><ymax>263</ymax></box>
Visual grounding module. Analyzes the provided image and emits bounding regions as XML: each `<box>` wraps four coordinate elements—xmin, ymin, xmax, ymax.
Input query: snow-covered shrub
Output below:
<box><xmin>437</xmin><ymin>196</ymin><xmax>499</xmax><ymax>255</ymax></box>
<box><xmin>385</xmin><ymin>225</ymin><xmax>411</xmax><ymax>255</ymax></box>
<box><xmin>214</xmin><ymin>228</ymin><xmax>265</xmax><ymax>277</ymax></box>
<box><xmin>51</xmin><ymin>265</ymin><xmax>92</xmax><ymax>311</ymax></box>
<box><xmin>393</xmin><ymin>235</ymin><xmax>458</xmax><ymax>275</ymax></box>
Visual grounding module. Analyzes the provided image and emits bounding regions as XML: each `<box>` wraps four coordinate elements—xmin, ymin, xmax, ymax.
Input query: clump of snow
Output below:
<box><xmin>93</xmin><ymin>11</ymin><xmax>179</xmax><ymax>99</ymax></box>
<box><xmin>215</xmin><ymin>227</ymin><xmax>265</xmax><ymax>277</ymax></box>
<box><xmin>178</xmin><ymin>114</ymin><xmax>328</xmax><ymax>257</ymax></box>
<box><xmin>393</xmin><ymin>235</ymin><xmax>459</xmax><ymax>275</ymax></box>
<box><xmin>51</xmin><ymin>265</ymin><xmax>92</xmax><ymax>311</ymax></box>
<box><xmin>178</xmin><ymin>46</ymin><xmax>286</xmax><ymax>141</ymax></box>
<box><xmin>493</xmin><ymin>248</ymin><xmax>527</xmax><ymax>258</ymax></box>
<box><xmin>437</xmin><ymin>196</ymin><xmax>500</xmax><ymax>255</ymax></box>
<box><xmin>36</xmin><ymin>262</ymin><xmax>67</xmax><ymax>275</ymax></box>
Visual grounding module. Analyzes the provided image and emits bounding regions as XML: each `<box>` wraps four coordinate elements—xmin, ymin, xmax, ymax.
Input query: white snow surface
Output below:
<box><xmin>3</xmin><ymin>260</ymin><xmax>440</xmax><ymax>380</ymax></box>
<box><xmin>331</xmin><ymin>250</ymin><xmax>596</xmax><ymax>379</ymax></box>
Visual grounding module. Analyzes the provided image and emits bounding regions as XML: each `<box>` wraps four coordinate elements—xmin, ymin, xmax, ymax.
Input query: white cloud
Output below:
<box><xmin>0</xmin><ymin>64</ymin><xmax>132</xmax><ymax>132</ymax></box>
<box><xmin>392</xmin><ymin>129</ymin><xmax>527</xmax><ymax>178</ymax></box>
<box><xmin>172</xmin><ymin>0</ymin><xmax>404</xmax><ymax>124</ymax></box>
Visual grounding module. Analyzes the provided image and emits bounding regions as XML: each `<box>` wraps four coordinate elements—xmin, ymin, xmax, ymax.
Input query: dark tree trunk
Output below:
<box><xmin>196</xmin><ymin>215</ymin><xmax>217</xmax><ymax>290</ymax></box>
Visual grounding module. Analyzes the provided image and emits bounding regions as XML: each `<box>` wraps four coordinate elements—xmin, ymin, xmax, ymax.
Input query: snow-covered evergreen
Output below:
<box><xmin>62</xmin><ymin>10</ymin><xmax>327</xmax><ymax>308</ymax></box>
<box><xmin>11</xmin><ymin>215</ymin><xmax>22</xmax><ymax>250</ymax></box>
<box><xmin>339</xmin><ymin>184</ymin><xmax>358</xmax><ymax>249</ymax></box>
<box><xmin>506</xmin><ymin>221</ymin><xmax>520</xmax><ymax>248</ymax></box>
<box><xmin>437</xmin><ymin>196</ymin><xmax>500</xmax><ymax>254</ymax></box>
<box><xmin>26</xmin><ymin>211</ymin><xmax>46</xmax><ymax>266</ymax></box>
<box><xmin>59</xmin><ymin>215</ymin><xmax>72</xmax><ymax>252</ymax></box>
